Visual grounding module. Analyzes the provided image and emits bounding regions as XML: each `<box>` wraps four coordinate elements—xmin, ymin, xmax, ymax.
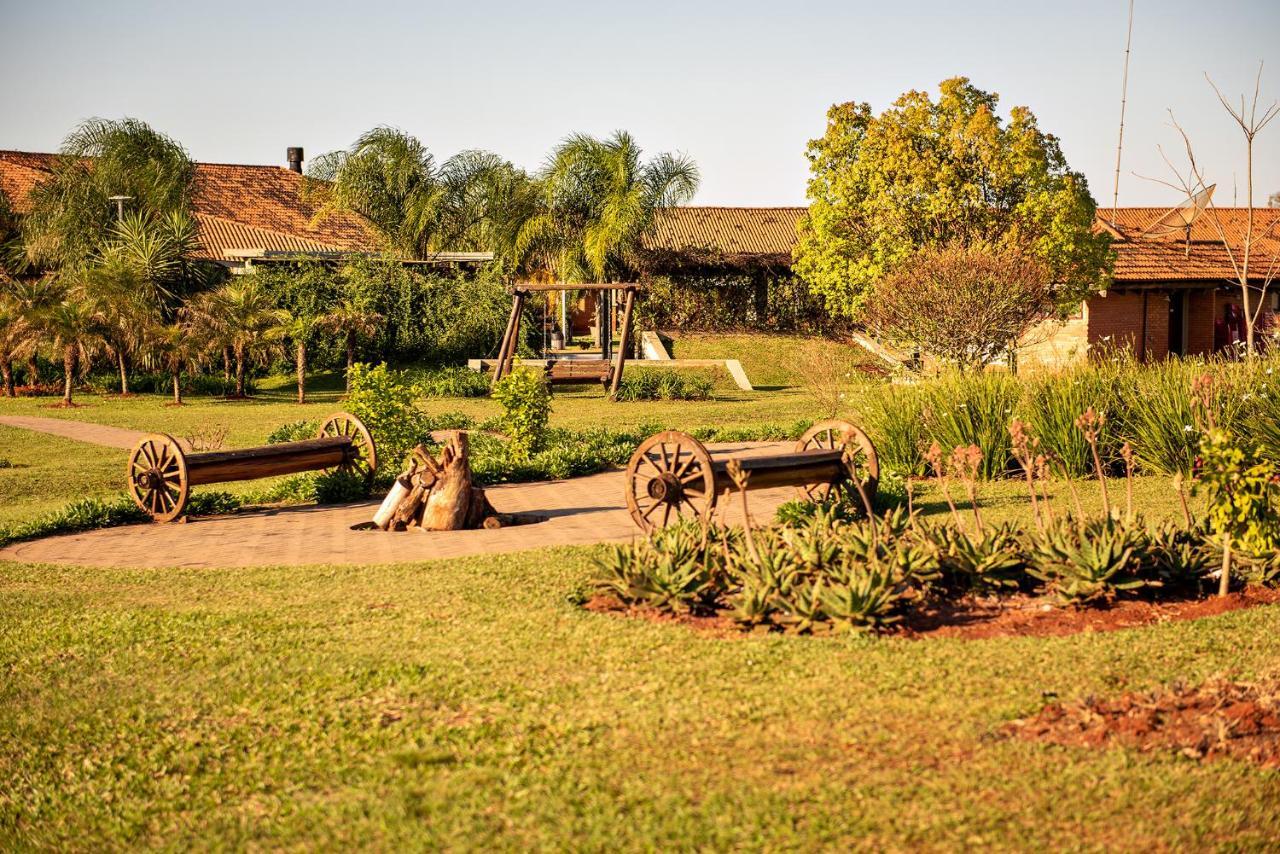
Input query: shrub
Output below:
<box><xmin>924</xmin><ymin>522</ymin><xmax>1026</xmax><ymax>593</ymax></box>
<box><xmin>345</xmin><ymin>362</ymin><xmax>431</xmax><ymax>470</ymax></box>
<box><xmin>267</xmin><ymin>420</ymin><xmax>319</xmax><ymax>444</ymax></box>
<box><xmin>612</xmin><ymin>369</ymin><xmax>714</xmax><ymax>402</ymax></box>
<box><xmin>415</xmin><ymin>366</ymin><xmax>490</xmax><ymax>398</ymax></box>
<box><xmin>593</xmin><ymin>521</ymin><xmax>720</xmax><ymax>614</ymax></box>
<box><xmin>1192</xmin><ymin>427</ymin><xmax>1280</xmax><ymax>594</ymax></box>
<box><xmin>491</xmin><ymin>366</ymin><xmax>551</xmax><ymax>460</ymax></box>
<box><xmin>0</xmin><ymin>491</ymin><xmax>243</xmax><ymax>548</ymax></box>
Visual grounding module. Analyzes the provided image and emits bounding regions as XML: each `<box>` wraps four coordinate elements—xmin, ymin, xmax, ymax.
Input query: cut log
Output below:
<box><xmin>420</xmin><ymin>432</ymin><xmax>473</xmax><ymax>531</ymax></box>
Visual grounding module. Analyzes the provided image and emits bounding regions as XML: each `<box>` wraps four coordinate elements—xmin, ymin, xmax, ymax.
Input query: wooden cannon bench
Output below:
<box><xmin>544</xmin><ymin>359</ymin><xmax>614</xmax><ymax>386</ymax></box>
<box><xmin>623</xmin><ymin>420</ymin><xmax>879</xmax><ymax>531</ymax></box>
<box><xmin>126</xmin><ymin>413</ymin><xmax>377</xmax><ymax>522</ymax></box>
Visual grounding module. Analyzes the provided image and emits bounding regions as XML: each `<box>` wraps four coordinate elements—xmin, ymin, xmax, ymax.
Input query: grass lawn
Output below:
<box><xmin>3</xmin><ymin>344</ymin><xmax>1278</xmax><ymax>847</ymax></box>
<box><xmin>665</xmin><ymin>331</ymin><xmax>881</xmax><ymax>389</ymax></box>
<box><xmin>3</xmin><ymin>546</ymin><xmax>1279</xmax><ymax>848</ymax></box>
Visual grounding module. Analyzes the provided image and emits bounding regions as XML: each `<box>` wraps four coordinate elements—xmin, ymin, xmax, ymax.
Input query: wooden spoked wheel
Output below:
<box><xmin>318</xmin><ymin>413</ymin><xmax>378</xmax><ymax>489</ymax></box>
<box><xmin>795</xmin><ymin>420</ymin><xmax>880</xmax><ymax>503</ymax></box>
<box><xmin>625</xmin><ymin>430</ymin><xmax>717</xmax><ymax>532</ymax></box>
<box><xmin>126</xmin><ymin>434</ymin><xmax>190</xmax><ymax>522</ymax></box>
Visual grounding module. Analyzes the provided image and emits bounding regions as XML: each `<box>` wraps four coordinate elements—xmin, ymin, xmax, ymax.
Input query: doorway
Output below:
<box><xmin>1168</xmin><ymin>291</ymin><xmax>1187</xmax><ymax>357</ymax></box>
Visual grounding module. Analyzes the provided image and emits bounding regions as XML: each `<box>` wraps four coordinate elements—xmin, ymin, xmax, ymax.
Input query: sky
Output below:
<box><xmin>2</xmin><ymin>0</ymin><xmax>1278</xmax><ymax>208</ymax></box>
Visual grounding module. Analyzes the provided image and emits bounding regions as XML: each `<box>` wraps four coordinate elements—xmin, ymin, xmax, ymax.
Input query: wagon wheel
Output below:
<box><xmin>795</xmin><ymin>420</ymin><xmax>880</xmax><ymax>505</ymax></box>
<box><xmin>626</xmin><ymin>431</ymin><xmax>717</xmax><ymax>532</ymax></box>
<box><xmin>318</xmin><ymin>412</ymin><xmax>378</xmax><ymax>490</ymax></box>
<box><xmin>126</xmin><ymin>433</ymin><xmax>189</xmax><ymax>522</ymax></box>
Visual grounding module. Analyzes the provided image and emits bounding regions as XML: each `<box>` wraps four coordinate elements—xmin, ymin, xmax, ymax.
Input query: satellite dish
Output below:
<box><xmin>1142</xmin><ymin>184</ymin><xmax>1215</xmax><ymax>238</ymax></box>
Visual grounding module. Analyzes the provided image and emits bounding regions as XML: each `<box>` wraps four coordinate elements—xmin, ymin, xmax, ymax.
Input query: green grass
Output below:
<box><xmin>665</xmin><ymin>331</ymin><xmax>877</xmax><ymax>389</ymax></box>
<box><xmin>2</xmin><ymin>547</ymin><xmax>1279</xmax><ymax>849</ymax></box>
<box><xmin>2</xmin><ymin>351</ymin><xmax>1278</xmax><ymax>847</ymax></box>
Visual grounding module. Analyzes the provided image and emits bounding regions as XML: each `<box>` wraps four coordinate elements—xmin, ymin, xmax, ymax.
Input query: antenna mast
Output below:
<box><xmin>1111</xmin><ymin>0</ymin><xmax>1136</xmax><ymax>228</ymax></box>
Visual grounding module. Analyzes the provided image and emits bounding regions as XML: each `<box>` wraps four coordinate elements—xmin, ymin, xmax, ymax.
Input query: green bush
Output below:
<box><xmin>491</xmin><ymin>366</ymin><xmax>551</xmax><ymax>460</ymax></box>
<box><xmin>267</xmin><ymin>420</ymin><xmax>319</xmax><ymax>444</ymax></box>
<box><xmin>1025</xmin><ymin>516</ymin><xmax>1154</xmax><ymax>605</ymax></box>
<box><xmin>415</xmin><ymin>366</ymin><xmax>490</xmax><ymax>398</ymax></box>
<box><xmin>0</xmin><ymin>491</ymin><xmax>243</xmax><ymax>548</ymax></box>
<box><xmin>612</xmin><ymin>369</ymin><xmax>714</xmax><ymax>402</ymax></box>
<box><xmin>346</xmin><ymin>362</ymin><xmax>431</xmax><ymax>471</ymax></box>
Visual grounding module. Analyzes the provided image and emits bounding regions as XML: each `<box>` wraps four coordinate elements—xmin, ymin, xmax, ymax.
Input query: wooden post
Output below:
<box><xmin>609</xmin><ymin>286</ymin><xmax>637</xmax><ymax>397</ymax></box>
<box><xmin>503</xmin><ymin>290</ymin><xmax>526</xmax><ymax>380</ymax></box>
<box><xmin>492</xmin><ymin>292</ymin><xmax>522</xmax><ymax>388</ymax></box>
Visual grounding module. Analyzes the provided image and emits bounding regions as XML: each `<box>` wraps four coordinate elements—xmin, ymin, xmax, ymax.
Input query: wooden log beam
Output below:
<box><xmin>708</xmin><ymin>449</ymin><xmax>846</xmax><ymax>493</ymax></box>
<box><xmin>609</xmin><ymin>286</ymin><xmax>637</xmax><ymax>397</ymax></box>
<box><xmin>185</xmin><ymin>437</ymin><xmax>351</xmax><ymax>486</ymax></box>
<box><xmin>512</xmin><ymin>282</ymin><xmax>643</xmax><ymax>293</ymax></box>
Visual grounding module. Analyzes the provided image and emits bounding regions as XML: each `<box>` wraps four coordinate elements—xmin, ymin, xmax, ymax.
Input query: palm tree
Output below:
<box><xmin>7</xmin><ymin>275</ymin><xmax>63</xmax><ymax>387</ymax></box>
<box><xmin>147</xmin><ymin>321</ymin><xmax>202</xmax><ymax>405</ymax></box>
<box><xmin>278</xmin><ymin>312</ymin><xmax>320</xmax><ymax>404</ymax></box>
<box><xmin>0</xmin><ymin>294</ymin><xmax>34</xmax><ymax>397</ymax></box>
<box><xmin>318</xmin><ymin>299</ymin><xmax>383</xmax><ymax>391</ymax></box>
<box><xmin>511</xmin><ymin>131</ymin><xmax>700</xmax><ymax>281</ymax></box>
<box><xmin>41</xmin><ymin>297</ymin><xmax>105</xmax><ymax>406</ymax></box>
<box><xmin>22</xmin><ymin>118</ymin><xmax>195</xmax><ymax>270</ymax></box>
<box><xmin>205</xmin><ymin>280</ymin><xmax>288</xmax><ymax>397</ymax></box>
<box><xmin>307</xmin><ymin>127</ymin><xmax>520</xmax><ymax>256</ymax></box>
<box><xmin>83</xmin><ymin>210</ymin><xmax>198</xmax><ymax>394</ymax></box>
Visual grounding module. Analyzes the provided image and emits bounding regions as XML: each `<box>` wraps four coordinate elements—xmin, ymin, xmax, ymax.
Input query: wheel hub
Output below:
<box><xmin>141</xmin><ymin>470</ymin><xmax>165</xmax><ymax>491</ymax></box>
<box><xmin>646</xmin><ymin>473</ymin><xmax>682</xmax><ymax>503</ymax></box>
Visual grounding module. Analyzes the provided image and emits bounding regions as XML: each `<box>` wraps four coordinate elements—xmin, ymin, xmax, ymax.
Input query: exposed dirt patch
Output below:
<box><xmin>896</xmin><ymin>586</ymin><xmax>1280</xmax><ymax>640</ymax></box>
<box><xmin>1004</xmin><ymin>676</ymin><xmax>1280</xmax><ymax>768</ymax></box>
<box><xmin>586</xmin><ymin>587</ymin><xmax>1280</xmax><ymax>640</ymax></box>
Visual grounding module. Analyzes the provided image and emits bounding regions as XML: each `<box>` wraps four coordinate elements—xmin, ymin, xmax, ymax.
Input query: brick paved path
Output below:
<box><xmin>0</xmin><ymin>441</ymin><xmax>796</xmax><ymax>568</ymax></box>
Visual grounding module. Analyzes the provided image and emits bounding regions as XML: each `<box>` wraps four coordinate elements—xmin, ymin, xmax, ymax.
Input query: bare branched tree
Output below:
<box><xmin>1150</xmin><ymin>64</ymin><xmax>1280</xmax><ymax>356</ymax></box>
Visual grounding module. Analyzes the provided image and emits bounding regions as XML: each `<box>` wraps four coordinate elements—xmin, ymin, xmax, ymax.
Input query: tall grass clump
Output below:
<box><xmin>1242</xmin><ymin>354</ymin><xmax>1280</xmax><ymax>462</ymax></box>
<box><xmin>852</xmin><ymin>380</ymin><xmax>927</xmax><ymax>475</ymax></box>
<box><xmin>1110</xmin><ymin>357</ymin><xmax>1257</xmax><ymax>475</ymax></box>
<box><xmin>1019</xmin><ymin>363</ymin><xmax>1119</xmax><ymax>476</ymax></box>
<box><xmin>921</xmin><ymin>371</ymin><xmax>1020</xmax><ymax>479</ymax></box>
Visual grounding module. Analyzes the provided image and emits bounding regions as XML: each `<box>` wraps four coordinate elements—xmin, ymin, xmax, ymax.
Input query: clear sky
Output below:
<box><xmin>2</xmin><ymin>0</ymin><xmax>1277</xmax><ymax>208</ymax></box>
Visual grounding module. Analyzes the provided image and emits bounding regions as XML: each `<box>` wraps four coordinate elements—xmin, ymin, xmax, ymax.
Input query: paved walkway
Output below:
<box><xmin>0</xmin><ymin>440</ymin><xmax>798</xmax><ymax>568</ymax></box>
<box><xmin>0</xmin><ymin>415</ymin><xmax>153</xmax><ymax>449</ymax></box>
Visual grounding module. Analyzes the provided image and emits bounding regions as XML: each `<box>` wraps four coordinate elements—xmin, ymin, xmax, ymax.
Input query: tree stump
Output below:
<box><xmin>374</xmin><ymin>432</ymin><xmax>501</xmax><ymax>532</ymax></box>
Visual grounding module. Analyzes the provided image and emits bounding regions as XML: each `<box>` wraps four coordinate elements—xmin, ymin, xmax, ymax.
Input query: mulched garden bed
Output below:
<box><xmin>1004</xmin><ymin>676</ymin><xmax>1280</xmax><ymax>769</ymax></box>
<box><xmin>584</xmin><ymin>586</ymin><xmax>1280</xmax><ymax>641</ymax></box>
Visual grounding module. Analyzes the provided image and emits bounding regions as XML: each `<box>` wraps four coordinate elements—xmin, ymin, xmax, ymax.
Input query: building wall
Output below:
<box><xmin>1086</xmin><ymin>291</ymin><xmax>1169</xmax><ymax>360</ymax></box>
<box><xmin>1186</xmin><ymin>290</ymin><xmax>1217</xmax><ymax>356</ymax></box>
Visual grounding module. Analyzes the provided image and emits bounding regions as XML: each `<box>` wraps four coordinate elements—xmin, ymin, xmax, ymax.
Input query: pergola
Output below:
<box><xmin>490</xmin><ymin>282</ymin><xmax>642</xmax><ymax>397</ymax></box>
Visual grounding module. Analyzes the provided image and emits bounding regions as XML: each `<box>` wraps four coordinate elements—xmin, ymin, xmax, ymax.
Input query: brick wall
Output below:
<box><xmin>1186</xmin><ymin>290</ymin><xmax>1216</xmax><ymax>356</ymax></box>
<box><xmin>1086</xmin><ymin>291</ymin><xmax>1169</xmax><ymax>361</ymax></box>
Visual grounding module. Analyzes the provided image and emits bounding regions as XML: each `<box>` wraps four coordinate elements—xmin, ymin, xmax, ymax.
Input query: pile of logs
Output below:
<box><xmin>371</xmin><ymin>432</ymin><xmax>510</xmax><ymax>531</ymax></box>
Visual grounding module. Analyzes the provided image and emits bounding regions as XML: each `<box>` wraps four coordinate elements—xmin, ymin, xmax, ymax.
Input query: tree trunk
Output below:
<box><xmin>117</xmin><ymin>350</ymin><xmax>129</xmax><ymax>395</ymax></box>
<box><xmin>1</xmin><ymin>361</ymin><xmax>12</xmax><ymax>397</ymax></box>
<box><xmin>222</xmin><ymin>347</ymin><xmax>232</xmax><ymax>384</ymax></box>
<box><xmin>234</xmin><ymin>345</ymin><xmax>247</xmax><ymax>397</ymax></box>
<box><xmin>26</xmin><ymin>356</ymin><xmax>38</xmax><ymax>388</ymax></box>
<box><xmin>172</xmin><ymin>368</ymin><xmax>182</xmax><ymax>406</ymax></box>
<box><xmin>346</xmin><ymin>330</ymin><xmax>356</xmax><ymax>392</ymax></box>
<box><xmin>421</xmin><ymin>432</ymin><xmax>474</xmax><ymax>531</ymax></box>
<box><xmin>62</xmin><ymin>346</ymin><xmax>75</xmax><ymax>406</ymax></box>
<box><xmin>296</xmin><ymin>341</ymin><xmax>307</xmax><ymax>405</ymax></box>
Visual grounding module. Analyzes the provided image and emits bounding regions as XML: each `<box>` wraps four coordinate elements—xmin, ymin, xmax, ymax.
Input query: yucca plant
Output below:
<box><xmin>773</xmin><ymin>579</ymin><xmax>829</xmax><ymax>634</ymax></box>
<box><xmin>820</xmin><ymin>564</ymin><xmax>905</xmax><ymax>632</ymax></box>
<box><xmin>591</xmin><ymin>522</ymin><xmax>718</xmax><ymax>614</ymax></box>
<box><xmin>1144</xmin><ymin>519</ymin><xmax>1212</xmax><ymax>592</ymax></box>
<box><xmin>926</xmin><ymin>521</ymin><xmax>1027</xmax><ymax>593</ymax></box>
<box><xmin>1027</xmin><ymin>515</ymin><xmax>1150</xmax><ymax>605</ymax></box>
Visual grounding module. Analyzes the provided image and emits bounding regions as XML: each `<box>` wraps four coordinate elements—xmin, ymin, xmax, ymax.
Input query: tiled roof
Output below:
<box><xmin>192</xmin><ymin>213</ymin><xmax>350</xmax><ymax>260</ymax></box>
<box><xmin>643</xmin><ymin>206</ymin><xmax>806</xmax><ymax>257</ymax></box>
<box><xmin>1097</xmin><ymin>207</ymin><xmax>1280</xmax><ymax>283</ymax></box>
<box><xmin>0</xmin><ymin>149</ymin><xmax>379</xmax><ymax>259</ymax></box>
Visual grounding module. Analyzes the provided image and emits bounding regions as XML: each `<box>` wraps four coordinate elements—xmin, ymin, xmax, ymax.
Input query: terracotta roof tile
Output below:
<box><xmin>1097</xmin><ymin>207</ymin><xmax>1280</xmax><ymax>283</ymax></box>
<box><xmin>643</xmin><ymin>206</ymin><xmax>806</xmax><ymax>257</ymax></box>
<box><xmin>0</xmin><ymin>149</ymin><xmax>379</xmax><ymax>259</ymax></box>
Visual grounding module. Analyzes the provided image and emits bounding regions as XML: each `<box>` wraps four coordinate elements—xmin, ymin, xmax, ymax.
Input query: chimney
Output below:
<box><xmin>286</xmin><ymin>146</ymin><xmax>304</xmax><ymax>173</ymax></box>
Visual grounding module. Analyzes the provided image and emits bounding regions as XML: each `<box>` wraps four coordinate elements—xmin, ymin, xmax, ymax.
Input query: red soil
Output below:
<box><xmin>586</xmin><ymin>587</ymin><xmax>1280</xmax><ymax>641</ymax></box>
<box><xmin>1004</xmin><ymin>676</ymin><xmax>1280</xmax><ymax>768</ymax></box>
